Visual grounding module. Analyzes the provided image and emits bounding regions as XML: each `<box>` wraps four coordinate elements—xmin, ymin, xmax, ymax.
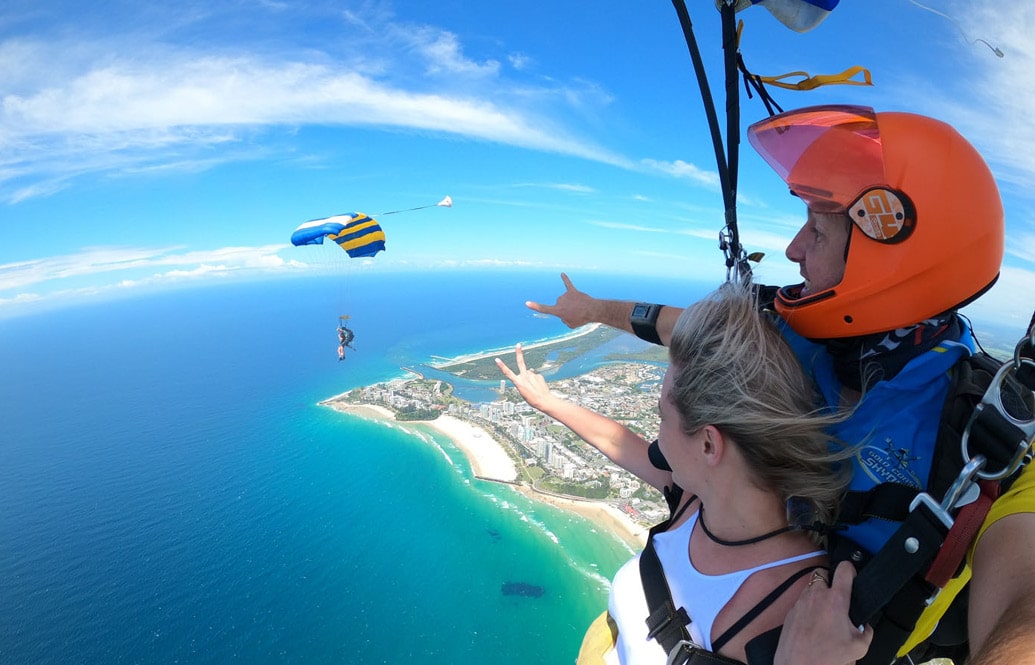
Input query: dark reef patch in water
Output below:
<box><xmin>501</xmin><ymin>581</ymin><xmax>545</xmax><ymax>598</ymax></box>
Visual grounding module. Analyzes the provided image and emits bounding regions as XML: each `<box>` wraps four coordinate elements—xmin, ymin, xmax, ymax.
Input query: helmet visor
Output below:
<box><xmin>748</xmin><ymin>105</ymin><xmax>883</xmax><ymax>213</ymax></box>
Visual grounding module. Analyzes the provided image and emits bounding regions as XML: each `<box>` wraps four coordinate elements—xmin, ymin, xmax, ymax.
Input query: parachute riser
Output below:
<box><xmin>672</xmin><ymin>0</ymin><xmax>746</xmax><ymax>284</ymax></box>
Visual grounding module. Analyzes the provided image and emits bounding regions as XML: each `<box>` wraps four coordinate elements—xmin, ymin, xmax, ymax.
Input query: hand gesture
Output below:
<box><xmin>495</xmin><ymin>344</ymin><xmax>555</xmax><ymax>411</ymax></box>
<box><xmin>526</xmin><ymin>273</ymin><xmax>596</xmax><ymax>329</ymax></box>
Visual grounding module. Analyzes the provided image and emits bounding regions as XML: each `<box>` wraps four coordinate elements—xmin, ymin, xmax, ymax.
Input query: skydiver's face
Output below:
<box><xmin>657</xmin><ymin>368</ymin><xmax>704</xmax><ymax>491</ymax></box>
<box><xmin>784</xmin><ymin>208</ymin><xmax>850</xmax><ymax>297</ymax></box>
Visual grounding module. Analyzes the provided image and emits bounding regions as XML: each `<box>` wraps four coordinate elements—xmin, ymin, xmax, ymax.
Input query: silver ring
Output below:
<box><xmin>807</xmin><ymin>570</ymin><xmax>830</xmax><ymax>588</ymax></box>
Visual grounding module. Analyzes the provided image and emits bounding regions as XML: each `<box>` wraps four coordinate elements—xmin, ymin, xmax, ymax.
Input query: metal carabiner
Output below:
<box><xmin>667</xmin><ymin>640</ymin><xmax>694</xmax><ymax>665</ymax></box>
<box><xmin>908</xmin><ymin>457</ymin><xmax>984</xmax><ymax>535</ymax></box>
<box><xmin>1014</xmin><ymin>326</ymin><xmax>1035</xmax><ymax>370</ymax></box>
<box><xmin>941</xmin><ymin>456</ymin><xmax>986</xmax><ymax>512</ymax></box>
<box><xmin>718</xmin><ymin>228</ymin><xmax>749</xmax><ymax>283</ymax></box>
<box><xmin>961</xmin><ymin>358</ymin><xmax>1035</xmax><ymax>481</ymax></box>
<box><xmin>666</xmin><ymin>638</ymin><xmax>721</xmax><ymax>665</ymax></box>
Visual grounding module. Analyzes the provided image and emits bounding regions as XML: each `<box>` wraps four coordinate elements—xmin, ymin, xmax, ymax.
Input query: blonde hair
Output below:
<box><xmin>667</xmin><ymin>282</ymin><xmax>851</xmax><ymax>536</ymax></box>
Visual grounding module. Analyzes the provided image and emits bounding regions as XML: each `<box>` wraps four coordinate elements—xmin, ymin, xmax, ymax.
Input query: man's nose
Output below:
<box><xmin>785</xmin><ymin>226</ymin><xmax>808</xmax><ymax>263</ymax></box>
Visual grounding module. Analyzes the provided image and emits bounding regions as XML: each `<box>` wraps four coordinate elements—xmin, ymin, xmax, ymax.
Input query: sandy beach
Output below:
<box><xmin>323</xmin><ymin>401</ymin><xmax>646</xmax><ymax>549</ymax></box>
<box><xmin>429</xmin><ymin>323</ymin><xmax>601</xmax><ymax>369</ymax></box>
<box><xmin>421</xmin><ymin>414</ymin><xmax>518</xmax><ymax>482</ymax></box>
<box><xmin>322</xmin><ymin>403</ymin><xmax>517</xmax><ymax>481</ymax></box>
<box><xmin>513</xmin><ymin>485</ymin><xmax>648</xmax><ymax>550</ymax></box>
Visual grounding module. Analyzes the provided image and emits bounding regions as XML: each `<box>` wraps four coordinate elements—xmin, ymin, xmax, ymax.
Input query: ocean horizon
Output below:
<box><xmin>1</xmin><ymin>269</ymin><xmax>709</xmax><ymax>665</ymax></box>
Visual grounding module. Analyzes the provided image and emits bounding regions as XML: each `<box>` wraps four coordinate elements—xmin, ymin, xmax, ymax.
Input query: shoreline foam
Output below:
<box><xmin>428</xmin><ymin>323</ymin><xmax>601</xmax><ymax>369</ymax></box>
<box><xmin>322</xmin><ymin>401</ymin><xmax>646</xmax><ymax>549</ymax></box>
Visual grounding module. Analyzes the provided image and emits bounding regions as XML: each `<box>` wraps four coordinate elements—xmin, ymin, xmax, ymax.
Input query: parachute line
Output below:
<box><xmin>379</xmin><ymin>195</ymin><xmax>453</xmax><ymax>216</ymax></box>
<box><xmin>906</xmin><ymin>0</ymin><xmax>1004</xmax><ymax>58</ymax></box>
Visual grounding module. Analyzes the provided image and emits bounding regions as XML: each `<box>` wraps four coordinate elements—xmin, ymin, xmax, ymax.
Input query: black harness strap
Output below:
<box><xmin>711</xmin><ymin>564</ymin><xmax>821</xmax><ymax>653</ymax></box>
<box><xmin>738</xmin><ymin>55</ymin><xmax>783</xmax><ymax>118</ymax></box>
<box><xmin>642</xmin><ymin>495</ymin><xmax>698</xmax><ymax>651</ymax></box>
<box><xmin>642</xmin><ymin>513</ymin><xmax>749</xmax><ymax>665</ymax></box>
<box><xmin>855</xmin><ymin>514</ymin><xmax>945</xmax><ymax>620</ymax></box>
<box><xmin>849</xmin><ymin>500</ymin><xmax>948</xmax><ymax>625</ymax></box>
<box><xmin>839</xmin><ymin>483</ymin><xmax>922</xmax><ymax>525</ymax></box>
<box><xmin>839</xmin><ymin>335</ymin><xmax>1035</xmax><ymax>664</ymax></box>
<box><xmin>641</xmin><ymin>492</ymin><xmax>816</xmax><ymax>665</ymax></box>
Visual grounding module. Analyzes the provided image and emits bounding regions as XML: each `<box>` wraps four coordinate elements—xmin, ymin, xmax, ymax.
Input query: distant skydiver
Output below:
<box><xmin>337</xmin><ymin>320</ymin><xmax>355</xmax><ymax>361</ymax></box>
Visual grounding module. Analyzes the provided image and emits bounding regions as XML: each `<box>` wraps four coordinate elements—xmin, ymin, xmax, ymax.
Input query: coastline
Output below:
<box><xmin>429</xmin><ymin>323</ymin><xmax>601</xmax><ymax>369</ymax></box>
<box><xmin>420</xmin><ymin>413</ymin><xmax>519</xmax><ymax>482</ymax></box>
<box><xmin>512</xmin><ymin>485</ymin><xmax>648</xmax><ymax>551</ymax></box>
<box><xmin>322</xmin><ymin>401</ymin><xmax>647</xmax><ymax>549</ymax></box>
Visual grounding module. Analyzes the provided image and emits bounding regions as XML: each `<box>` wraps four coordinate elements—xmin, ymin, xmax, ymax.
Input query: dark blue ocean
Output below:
<box><xmin>0</xmin><ymin>269</ymin><xmax>708</xmax><ymax>665</ymax></box>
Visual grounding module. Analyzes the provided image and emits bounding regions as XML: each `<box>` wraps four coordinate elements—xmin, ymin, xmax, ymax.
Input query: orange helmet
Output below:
<box><xmin>747</xmin><ymin>105</ymin><xmax>1004</xmax><ymax>339</ymax></box>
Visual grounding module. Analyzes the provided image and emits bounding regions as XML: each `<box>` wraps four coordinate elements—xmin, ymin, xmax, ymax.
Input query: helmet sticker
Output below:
<box><xmin>848</xmin><ymin>188</ymin><xmax>916</xmax><ymax>243</ymax></box>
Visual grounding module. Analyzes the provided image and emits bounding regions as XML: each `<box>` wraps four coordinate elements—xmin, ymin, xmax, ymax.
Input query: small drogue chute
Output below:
<box><xmin>290</xmin><ymin>212</ymin><xmax>386</xmax><ymax>258</ymax></box>
<box><xmin>726</xmin><ymin>0</ymin><xmax>840</xmax><ymax>33</ymax></box>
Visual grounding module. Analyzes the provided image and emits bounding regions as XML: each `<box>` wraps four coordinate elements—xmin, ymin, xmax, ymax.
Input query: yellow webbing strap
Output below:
<box><xmin>736</xmin><ymin>19</ymin><xmax>872</xmax><ymax>92</ymax></box>
<box><xmin>756</xmin><ymin>65</ymin><xmax>873</xmax><ymax>91</ymax></box>
<box><xmin>575</xmin><ymin>611</ymin><xmax>619</xmax><ymax>665</ymax></box>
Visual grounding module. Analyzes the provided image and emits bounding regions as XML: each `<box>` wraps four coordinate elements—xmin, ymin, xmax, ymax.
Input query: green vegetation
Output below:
<box><xmin>606</xmin><ymin>345</ymin><xmax>669</xmax><ymax>364</ymax></box>
<box><xmin>525</xmin><ymin>465</ymin><xmax>546</xmax><ymax>482</ymax></box>
<box><xmin>436</xmin><ymin>326</ymin><xmax>626</xmax><ymax>380</ymax></box>
<box><xmin>540</xmin><ymin>476</ymin><xmax>611</xmax><ymax>500</ymax></box>
<box><xmin>634</xmin><ymin>483</ymin><xmax>663</xmax><ymax>502</ymax></box>
<box><xmin>396</xmin><ymin>406</ymin><xmax>442</xmax><ymax>421</ymax></box>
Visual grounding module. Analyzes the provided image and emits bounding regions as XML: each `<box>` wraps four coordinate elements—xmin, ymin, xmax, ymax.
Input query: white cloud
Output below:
<box><xmin>0</xmin><ymin>10</ymin><xmax>631</xmax><ymax>203</ymax></box>
<box><xmin>0</xmin><ymin>244</ymin><xmax>295</xmax><ymax>293</ymax></box>
<box><xmin>405</xmin><ymin>27</ymin><xmax>500</xmax><ymax>77</ymax></box>
<box><xmin>1005</xmin><ymin>231</ymin><xmax>1035</xmax><ymax>262</ymax></box>
<box><xmin>640</xmin><ymin>158</ymin><xmax>719</xmax><ymax>188</ymax></box>
<box><xmin>0</xmin><ymin>243</ymin><xmax>313</xmax><ymax>319</ymax></box>
<box><xmin>960</xmin><ymin>1</ymin><xmax>1035</xmax><ymax>187</ymax></box>
<box><xmin>158</xmin><ymin>264</ymin><xmax>233</xmax><ymax>280</ymax></box>
<box><xmin>548</xmin><ymin>183</ymin><xmax>596</xmax><ymax>193</ymax></box>
<box><xmin>880</xmin><ymin>2</ymin><xmax>1035</xmax><ymax>192</ymax></box>
<box><xmin>962</xmin><ymin>264</ymin><xmax>1035</xmax><ymax>333</ymax></box>
<box><xmin>588</xmin><ymin>220</ymin><xmax>675</xmax><ymax>234</ymax></box>
<box><xmin>508</xmin><ymin>53</ymin><xmax>532</xmax><ymax>71</ymax></box>
<box><xmin>511</xmin><ymin>182</ymin><xmax>596</xmax><ymax>194</ymax></box>
<box><xmin>0</xmin><ymin>291</ymin><xmax>42</xmax><ymax>307</ymax></box>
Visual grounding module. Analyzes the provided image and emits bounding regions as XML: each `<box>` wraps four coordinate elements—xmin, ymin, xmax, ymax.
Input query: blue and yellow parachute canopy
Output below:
<box><xmin>290</xmin><ymin>212</ymin><xmax>386</xmax><ymax>258</ymax></box>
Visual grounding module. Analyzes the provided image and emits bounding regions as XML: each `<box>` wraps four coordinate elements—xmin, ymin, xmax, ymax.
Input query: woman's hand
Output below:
<box><xmin>496</xmin><ymin>344</ymin><xmax>556</xmax><ymax>412</ymax></box>
<box><xmin>774</xmin><ymin>561</ymin><xmax>873</xmax><ymax>665</ymax></box>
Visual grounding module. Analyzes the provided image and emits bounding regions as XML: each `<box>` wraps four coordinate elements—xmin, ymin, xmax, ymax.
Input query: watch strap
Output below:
<box><xmin>630</xmin><ymin>303</ymin><xmax>663</xmax><ymax>346</ymax></box>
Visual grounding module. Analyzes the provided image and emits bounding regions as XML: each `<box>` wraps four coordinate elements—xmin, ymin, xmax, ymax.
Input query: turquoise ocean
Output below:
<box><xmin>0</xmin><ymin>269</ymin><xmax>708</xmax><ymax>665</ymax></box>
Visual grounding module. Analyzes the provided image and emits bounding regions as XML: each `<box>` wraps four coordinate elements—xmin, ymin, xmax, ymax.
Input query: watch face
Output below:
<box><xmin>632</xmin><ymin>304</ymin><xmax>649</xmax><ymax>318</ymax></box>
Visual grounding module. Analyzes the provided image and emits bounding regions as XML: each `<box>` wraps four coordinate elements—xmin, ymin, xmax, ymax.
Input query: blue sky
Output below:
<box><xmin>2</xmin><ymin>0</ymin><xmax>1034</xmax><ymax>334</ymax></box>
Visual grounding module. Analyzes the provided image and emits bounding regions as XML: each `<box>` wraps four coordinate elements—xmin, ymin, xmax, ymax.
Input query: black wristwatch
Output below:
<box><xmin>630</xmin><ymin>302</ymin><xmax>663</xmax><ymax>345</ymax></box>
